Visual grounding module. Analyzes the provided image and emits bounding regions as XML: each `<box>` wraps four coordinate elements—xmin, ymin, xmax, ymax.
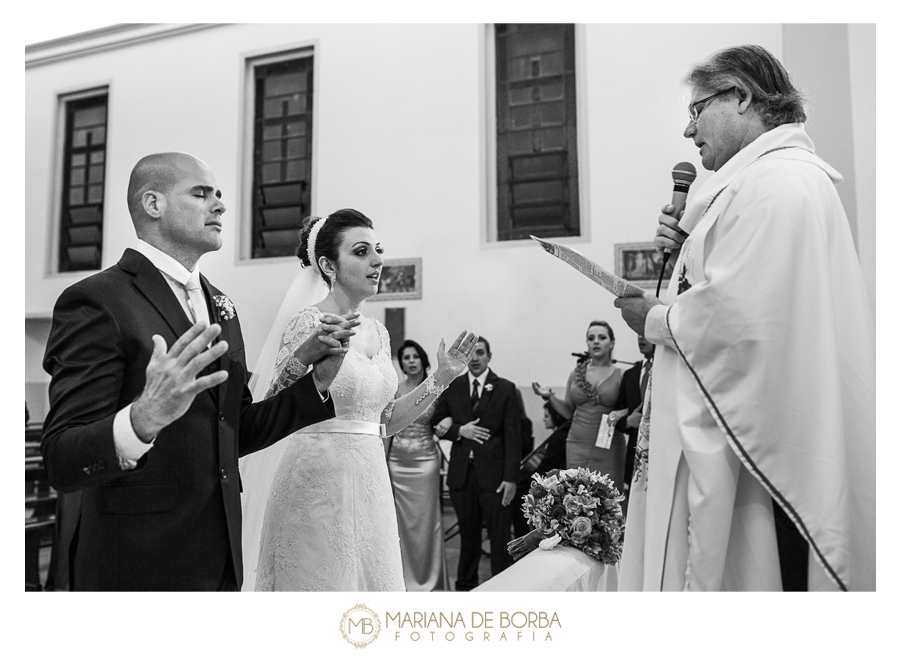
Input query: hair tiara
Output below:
<box><xmin>305</xmin><ymin>215</ymin><xmax>328</xmax><ymax>275</ymax></box>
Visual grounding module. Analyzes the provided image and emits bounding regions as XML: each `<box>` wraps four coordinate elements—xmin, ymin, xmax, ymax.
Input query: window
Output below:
<box><xmin>250</xmin><ymin>56</ymin><xmax>314</xmax><ymax>259</ymax></box>
<box><xmin>494</xmin><ymin>24</ymin><xmax>579</xmax><ymax>241</ymax></box>
<box><xmin>59</xmin><ymin>92</ymin><xmax>108</xmax><ymax>272</ymax></box>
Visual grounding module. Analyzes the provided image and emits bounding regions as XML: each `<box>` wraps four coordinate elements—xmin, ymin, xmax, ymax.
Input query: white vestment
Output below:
<box><xmin>619</xmin><ymin>123</ymin><xmax>875</xmax><ymax>591</ymax></box>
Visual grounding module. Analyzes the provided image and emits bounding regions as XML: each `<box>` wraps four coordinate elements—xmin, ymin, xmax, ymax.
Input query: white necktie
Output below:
<box><xmin>184</xmin><ymin>271</ymin><xmax>204</xmax><ymax>324</ymax></box>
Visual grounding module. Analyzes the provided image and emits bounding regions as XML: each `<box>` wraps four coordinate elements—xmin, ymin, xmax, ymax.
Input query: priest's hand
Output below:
<box><xmin>614</xmin><ymin>295</ymin><xmax>663</xmax><ymax>337</ymax></box>
<box><xmin>654</xmin><ymin>204</ymin><xmax>687</xmax><ymax>256</ymax></box>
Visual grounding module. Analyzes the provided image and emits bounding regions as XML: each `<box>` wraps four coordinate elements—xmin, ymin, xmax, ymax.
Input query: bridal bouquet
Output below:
<box><xmin>512</xmin><ymin>467</ymin><xmax>626</xmax><ymax>565</ymax></box>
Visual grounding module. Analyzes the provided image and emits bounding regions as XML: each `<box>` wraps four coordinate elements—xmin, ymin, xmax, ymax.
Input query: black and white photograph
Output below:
<box><xmin>20</xmin><ymin>14</ymin><xmax>887</xmax><ymax>656</ymax></box>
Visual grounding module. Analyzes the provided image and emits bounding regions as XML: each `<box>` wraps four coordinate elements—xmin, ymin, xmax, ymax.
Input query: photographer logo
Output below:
<box><xmin>340</xmin><ymin>604</ymin><xmax>382</xmax><ymax>648</ymax></box>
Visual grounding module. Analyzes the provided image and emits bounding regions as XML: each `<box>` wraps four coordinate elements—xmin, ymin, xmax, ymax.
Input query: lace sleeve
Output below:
<box><xmin>377</xmin><ymin>318</ymin><xmax>398</xmax><ymax>421</ymax></box>
<box><xmin>264</xmin><ymin>307</ymin><xmax>321</xmax><ymax>399</ymax></box>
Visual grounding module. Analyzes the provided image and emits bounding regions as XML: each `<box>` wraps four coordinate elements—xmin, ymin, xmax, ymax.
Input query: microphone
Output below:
<box><xmin>571</xmin><ymin>352</ymin><xmax>634</xmax><ymax>366</ymax></box>
<box><xmin>657</xmin><ymin>162</ymin><xmax>697</xmax><ymax>296</ymax></box>
<box><xmin>666</xmin><ymin>161</ymin><xmax>698</xmax><ymax>251</ymax></box>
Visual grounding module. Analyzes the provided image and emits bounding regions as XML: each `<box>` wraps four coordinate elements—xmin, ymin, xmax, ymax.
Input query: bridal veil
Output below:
<box><xmin>239</xmin><ymin>267</ymin><xmax>328</xmax><ymax>591</ymax></box>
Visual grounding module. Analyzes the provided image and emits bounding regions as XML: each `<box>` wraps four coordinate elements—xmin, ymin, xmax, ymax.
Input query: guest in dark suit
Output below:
<box><xmin>509</xmin><ymin>388</ymin><xmax>535</xmax><ymax>540</ymax></box>
<box><xmin>515</xmin><ymin>388</ymin><xmax>535</xmax><ymax>459</ymax></box>
<box><xmin>534</xmin><ymin>402</ymin><xmax>570</xmax><ymax>475</ymax></box>
<box><xmin>615</xmin><ymin>335</ymin><xmax>654</xmax><ymax>504</ymax></box>
<box><xmin>41</xmin><ymin>152</ymin><xmax>357</xmax><ymax>591</ymax></box>
<box><xmin>511</xmin><ymin>401</ymin><xmax>569</xmax><ymax>538</ymax></box>
<box><xmin>432</xmin><ymin>337</ymin><xmax>521</xmax><ymax>590</ymax></box>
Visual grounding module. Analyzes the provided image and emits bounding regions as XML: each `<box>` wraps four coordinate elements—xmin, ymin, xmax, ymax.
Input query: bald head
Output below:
<box><xmin>124</xmin><ymin>152</ymin><xmax>225</xmax><ymax>269</ymax></box>
<box><xmin>127</xmin><ymin>152</ymin><xmax>206</xmax><ymax>224</ymax></box>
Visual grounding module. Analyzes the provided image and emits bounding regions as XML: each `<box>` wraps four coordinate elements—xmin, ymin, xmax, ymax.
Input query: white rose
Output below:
<box><xmin>539</xmin><ymin>534</ymin><xmax>562</xmax><ymax>550</ymax></box>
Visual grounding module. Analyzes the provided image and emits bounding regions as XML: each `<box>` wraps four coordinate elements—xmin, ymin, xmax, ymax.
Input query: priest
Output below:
<box><xmin>614</xmin><ymin>44</ymin><xmax>875</xmax><ymax>591</ymax></box>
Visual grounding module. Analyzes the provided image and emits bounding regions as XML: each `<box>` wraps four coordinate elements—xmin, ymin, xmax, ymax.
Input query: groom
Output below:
<box><xmin>41</xmin><ymin>152</ymin><xmax>355</xmax><ymax>591</ymax></box>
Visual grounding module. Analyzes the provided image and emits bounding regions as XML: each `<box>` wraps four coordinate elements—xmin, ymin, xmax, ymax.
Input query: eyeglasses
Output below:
<box><xmin>688</xmin><ymin>87</ymin><xmax>736</xmax><ymax>122</ymax></box>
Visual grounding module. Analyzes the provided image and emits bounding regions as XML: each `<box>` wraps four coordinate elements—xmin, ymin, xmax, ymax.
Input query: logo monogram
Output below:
<box><xmin>340</xmin><ymin>604</ymin><xmax>381</xmax><ymax>648</ymax></box>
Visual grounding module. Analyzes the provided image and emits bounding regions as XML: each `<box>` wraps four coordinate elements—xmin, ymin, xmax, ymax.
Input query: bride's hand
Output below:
<box><xmin>434</xmin><ymin>331</ymin><xmax>479</xmax><ymax>384</ymax></box>
<box><xmin>320</xmin><ymin>312</ymin><xmax>360</xmax><ymax>330</ymax></box>
<box><xmin>319</xmin><ymin>312</ymin><xmax>361</xmax><ymax>351</ymax></box>
<box><xmin>295</xmin><ymin>313</ymin><xmax>360</xmax><ymax>364</ymax></box>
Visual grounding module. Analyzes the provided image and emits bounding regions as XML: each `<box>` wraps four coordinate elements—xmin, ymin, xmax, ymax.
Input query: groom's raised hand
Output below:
<box><xmin>130</xmin><ymin>321</ymin><xmax>229</xmax><ymax>442</ymax></box>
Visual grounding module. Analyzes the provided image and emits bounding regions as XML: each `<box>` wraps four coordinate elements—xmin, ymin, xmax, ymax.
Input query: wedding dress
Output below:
<box><xmin>247</xmin><ymin>306</ymin><xmax>405</xmax><ymax>591</ymax></box>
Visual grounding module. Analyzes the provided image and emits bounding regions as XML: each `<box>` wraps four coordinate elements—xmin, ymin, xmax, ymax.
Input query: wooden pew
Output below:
<box><xmin>25</xmin><ymin>428</ymin><xmax>56</xmax><ymax>591</ymax></box>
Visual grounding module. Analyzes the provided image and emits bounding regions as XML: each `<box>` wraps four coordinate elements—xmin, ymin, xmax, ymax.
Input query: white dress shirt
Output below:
<box><xmin>467</xmin><ymin>369</ymin><xmax>490</xmax><ymax>394</ymax></box>
<box><xmin>643</xmin><ymin>304</ymin><xmax>675</xmax><ymax>349</ymax></box>
<box><xmin>460</xmin><ymin>370</ymin><xmax>491</xmax><ymax>449</ymax></box>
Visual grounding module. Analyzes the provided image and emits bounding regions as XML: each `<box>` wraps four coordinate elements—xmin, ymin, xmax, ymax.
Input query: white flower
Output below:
<box><xmin>539</xmin><ymin>534</ymin><xmax>562</xmax><ymax>550</ymax></box>
<box><xmin>484</xmin><ymin>383</ymin><xmax>494</xmax><ymax>392</ymax></box>
<box><xmin>213</xmin><ymin>294</ymin><xmax>236</xmax><ymax>322</ymax></box>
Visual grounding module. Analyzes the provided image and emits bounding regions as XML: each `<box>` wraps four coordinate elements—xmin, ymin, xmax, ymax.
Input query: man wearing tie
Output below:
<box><xmin>41</xmin><ymin>152</ymin><xmax>357</xmax><ymax>590</ymax></box>
<box><xmin>615</xmin><ymin>335</ymin><xmax>654</xmax><ymax>504</ymax></box>
<box><xmin>432</xmin><ymin>338</ymin><xmax>521</xmax><ymax>590</ymax></box>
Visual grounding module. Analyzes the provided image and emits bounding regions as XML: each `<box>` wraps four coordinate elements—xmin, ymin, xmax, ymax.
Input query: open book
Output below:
<box><xmin>530</xmin><ymin>236</ymin><xmax>646</xmax><ymax>298</ymax></box>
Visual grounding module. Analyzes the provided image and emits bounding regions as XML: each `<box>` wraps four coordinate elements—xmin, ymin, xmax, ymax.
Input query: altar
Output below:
<box><xmin>474</xmin><ymin>546</ymin><xmax>619</xmax><ymax>592</ymax></box>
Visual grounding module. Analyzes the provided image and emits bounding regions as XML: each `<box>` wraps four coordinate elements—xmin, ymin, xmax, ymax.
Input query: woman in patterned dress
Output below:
<box><xmin>532</xmin><ymin>320</ymin><xmax>629</xmax><ymax>493</ymax></box>
<box><xmin>386</xmin><ymin>339</ymin><xmax>449</xmax><ymax>590</ymax></box>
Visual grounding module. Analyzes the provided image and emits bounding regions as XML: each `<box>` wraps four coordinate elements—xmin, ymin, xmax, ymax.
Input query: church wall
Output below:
<box><xmin>25</xmin><ymin>24</ymin><xmax>874</xmax><ymax>437</ymax></box>
<box><xmin>847</xmin><ymin>24</ymin><xmax>877</xmax><ymax>321</ymax></box>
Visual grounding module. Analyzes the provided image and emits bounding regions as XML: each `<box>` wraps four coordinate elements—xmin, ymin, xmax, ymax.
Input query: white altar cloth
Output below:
<box><xmin>474</xmin><ymin>546</ymin><xmax>619</xmax><ymax>592</ymax></box>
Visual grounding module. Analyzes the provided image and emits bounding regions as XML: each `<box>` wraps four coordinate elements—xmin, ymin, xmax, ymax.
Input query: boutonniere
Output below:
<box><xmin>213</xmin><ymin>294</ymin><xmax>236</xmax><ymax>322</ymax></box>
<box><xmin>483</xmin><ymin>383</ymin><xmax>494</xmax><ymax>392</ymax></box>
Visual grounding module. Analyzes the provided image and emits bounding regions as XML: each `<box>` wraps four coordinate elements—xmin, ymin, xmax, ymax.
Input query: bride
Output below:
<box><xmin>240</xmin><ymin>208</ymin><xmax>477</xmax><ymax>591</ymax></box>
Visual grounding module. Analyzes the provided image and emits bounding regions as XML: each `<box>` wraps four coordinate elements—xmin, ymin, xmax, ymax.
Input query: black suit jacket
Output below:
<box><xmin>615</xmin><ymin>360</ymin><xmax>646</xmax><ymax>487</ymax></box>
<box><xmin>615</xmin><ymin>360</ymin><xmax>644</xmax><ymax>435</ymax></box>
<box><xmin>432</xmin><ymin>370</ymin><xmax>521</xmax><ymax>491</ymax></box>
<box><xmin>41</xmin><ymin>249</ymin><xmax>334</xmax><ymax>590</ymax></box>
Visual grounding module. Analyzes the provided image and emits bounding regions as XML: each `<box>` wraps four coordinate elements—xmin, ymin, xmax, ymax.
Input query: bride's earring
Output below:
<box><xmin>320</xmin><ymin>258</ymin><xmax>335</xmax><ymax>293</ymax></box>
